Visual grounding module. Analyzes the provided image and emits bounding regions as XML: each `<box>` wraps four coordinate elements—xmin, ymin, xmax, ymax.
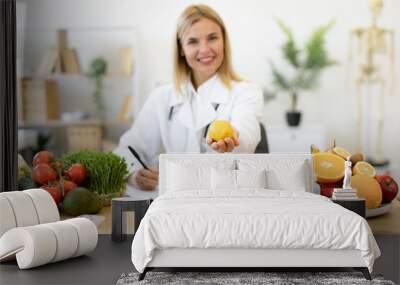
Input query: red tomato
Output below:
<box><xmin>32</xmin><ymin>164</ymin><xmax>57</xmax><ymax>185</ymax></box>
<box><xmin>66</xmin><ymin>163</ymin><xmax>87</xmax><ymax>185</ymax></box>
<box><xmin>60</xmin><ymin>180</ymin><xmax>78</xmax><ymax>197</ymax></box>
<box><xmin>33</xmin><ymin>151</ymin><xmax>54</xmax><ymax>167</ymax></box>
<box><xmin>41</xmin><ymin>184</ymin><xmax>62</xmax><ymax>204</ymax></box>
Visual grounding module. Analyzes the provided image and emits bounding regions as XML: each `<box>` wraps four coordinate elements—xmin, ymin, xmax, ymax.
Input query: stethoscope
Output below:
<box><xmin>168</xmin><ymin>103</ymin><xmax>220</xmax><ymax>138</ymax></box>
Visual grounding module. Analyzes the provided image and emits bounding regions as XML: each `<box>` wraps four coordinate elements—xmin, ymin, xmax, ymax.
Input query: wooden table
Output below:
<box><xmin>94</xmin><ymin>206</ymin><xmax>113</xmax><ymax>234</ymax></box>
<box><xmin>60</xmin><ymin>206</ymin><xmax>115</xmax><ymax>235</ymax></box>
<box><xmin>367</xmin><ymin>199</ymin><xmax>400</xmax><ymax>235</ymax></box>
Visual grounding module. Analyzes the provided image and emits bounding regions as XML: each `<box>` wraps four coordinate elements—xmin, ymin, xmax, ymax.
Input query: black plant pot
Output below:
<box><xmin>286</xmin><ymin>111</ymin><xmax>302</xmax><ymax>127</ymax></box>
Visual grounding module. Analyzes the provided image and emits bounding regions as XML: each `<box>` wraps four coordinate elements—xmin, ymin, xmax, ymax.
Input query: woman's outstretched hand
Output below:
<box><xmin>128</xmin><ymin>167</ymin><xmax>159</xmax><ymax>191</ymax></box>
<box><xmin>207</xmin><ymin>129</ymin><xmax>240</xmax><ymax>153</ymax></box>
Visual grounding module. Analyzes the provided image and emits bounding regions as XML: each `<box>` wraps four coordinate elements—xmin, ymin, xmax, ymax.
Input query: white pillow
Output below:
<box><xmin>236</xmin><ymin>169</ymin><xmax>267</xmax><ymax>189</ymax></box>
<box><xmin>211</xmin><ymin>168</ymin><xmax>236</xmax><ymax>191</ymax></box>
<box><xmin>211</xmin><ymin>169</ymin><xmax>267</xmax><ymax>191</ymax></box>
<box><xmin>167</xmin><ymin>162</ymin><xmax>211</xmax><ymax>191</ymax></box>
<box><xmin>238</xmin><ymin>158</ymin><xmax>309</xmax><ymax>191</ymax></box>
<box><xmin>266</xmin><ymin>164</ymin><xmax>307</xmax><ymax>191</ymax></box>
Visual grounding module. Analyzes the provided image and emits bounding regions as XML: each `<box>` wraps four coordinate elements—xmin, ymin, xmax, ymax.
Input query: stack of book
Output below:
<box><xmin>332</xmin><ymin>188</ymin><xmax>358</xmax><ymax>200</ymax></box>
<box><xmin>35</xmin><ymin>30</ymin><xmax>80</xmax><ymax>76</ymax></box>
<box><xmin>21</xmin><ymin>79</ymin><xmax>59</xmax><ymax>122</ymax></box>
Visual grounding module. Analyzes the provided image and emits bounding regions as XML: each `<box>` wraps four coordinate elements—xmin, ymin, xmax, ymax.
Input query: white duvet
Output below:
<box><xmin>131</xmin><ymin>190</ymin><xmax>380</xmax><ymax>273</ymax></box>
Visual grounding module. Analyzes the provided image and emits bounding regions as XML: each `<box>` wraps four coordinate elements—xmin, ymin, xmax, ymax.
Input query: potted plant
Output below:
<box><xmin>270</xmin><ymin>19</ymin><xmax>337</xmax><ymax>127</ymax></box>
<box><xmin>88</xmin><ymin>57</ymin><xmax>107</xmax><ymax>122</ymax></box>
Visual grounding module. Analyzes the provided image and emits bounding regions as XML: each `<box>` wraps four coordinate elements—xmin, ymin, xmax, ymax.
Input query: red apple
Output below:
<box><xmin>41</xmin><ymin>184</ymin><xmax>62</xmax><ymax>204</ymax></box>
<box><xmin>33</xmin><ymin>151</ymin><xmax>54</xmax><ymax>167</ymax></box>
<box><xmin>32</xmin><ymin>164</ymin><xmax>57</xmax><ymax>185</ymax></box>
<box><xmin>375</xmin><ymin>175</ymin><xmax>398</xmax><ymax>203</ymax></box>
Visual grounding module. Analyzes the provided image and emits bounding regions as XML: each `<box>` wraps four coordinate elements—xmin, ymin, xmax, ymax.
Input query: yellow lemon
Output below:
<box><xmin>353</xmin><ymin>161</ymin><xmax>376</xmax><ymax>177</ymax></box>
<box><xmin>208</xmin><ymin>120</ymin><xmax>234</xmax><ymax>141</ymax></box>
<box><xmin>332</xmin><ymin>146</ymin><xmax>351</xmax><ymax>160</ymax></box>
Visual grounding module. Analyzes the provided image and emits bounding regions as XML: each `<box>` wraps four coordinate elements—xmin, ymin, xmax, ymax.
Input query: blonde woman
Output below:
<box><xmin>114</xmin><ymin>4</ymin><xmax>263</xmax><ymax>191</ymax></box>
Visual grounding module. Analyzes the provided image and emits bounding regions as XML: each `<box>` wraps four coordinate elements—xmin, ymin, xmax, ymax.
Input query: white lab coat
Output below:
<box><xmin>114</xmin><ymin>75</ymin><xmax>263</xmax><ymax>174</ymax></box>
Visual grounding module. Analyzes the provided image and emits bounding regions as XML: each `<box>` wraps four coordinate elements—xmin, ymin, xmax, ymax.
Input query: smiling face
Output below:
<box><xmin>180</xmin><ymin>17</ymin><xmax>224</xmax><ymax>88</ymax></box>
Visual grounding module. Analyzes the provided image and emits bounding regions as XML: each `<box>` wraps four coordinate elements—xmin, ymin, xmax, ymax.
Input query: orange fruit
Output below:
<box><xmin>351</xmin><ymin>173</ymin><xmax>382</xmax><ymax>209</ymax></box>
<box><xmin>208</xmin><ymin>120</ymin><xmax>234</xmax><ymax>141</ymax></box>
<box><xmin>333</xmin><ymin>146</ymin><xmax>351</xmax><ymax>160</ymax></box>
<box><xmin>353</xmin><ymin>161</ymin><xmax>376</xmax><ymax>177</ymax></box>
<box><xmin>313</xmin><ymin>152</ymin><xmax>345</xmax><ymax>183</ymax></box>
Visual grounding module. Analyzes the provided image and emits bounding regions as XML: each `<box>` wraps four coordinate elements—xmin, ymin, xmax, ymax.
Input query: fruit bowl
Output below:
<box><xmin>366</xmin><ymin>202</ymin><xmax>392</xmax><ymax>218</ymax></box>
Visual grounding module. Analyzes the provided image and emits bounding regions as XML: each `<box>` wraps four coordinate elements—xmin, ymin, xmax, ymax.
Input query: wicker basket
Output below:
<box><xmin>67</xmin><ymin>124</ymin><xmax>102</xmax><ymax>152</ymax></box>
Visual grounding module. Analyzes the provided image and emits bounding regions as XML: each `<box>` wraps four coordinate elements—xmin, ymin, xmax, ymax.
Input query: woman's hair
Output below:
<box><xmin>173</xmin><ymin>4</ymin><xmax>241</xmax><ymax>92</ymax></box>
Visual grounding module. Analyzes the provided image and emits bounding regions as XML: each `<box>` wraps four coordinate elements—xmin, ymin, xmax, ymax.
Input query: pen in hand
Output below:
<box><xmin>128</xmin><ymin>146</ymin><xmax>149</xmax><ymax>170</ymax></box>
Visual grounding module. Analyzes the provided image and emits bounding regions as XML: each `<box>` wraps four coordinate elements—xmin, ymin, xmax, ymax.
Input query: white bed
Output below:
<box><xmin>131</xmin><ymin>153</ymin><xmax>380</xmax><ymax>280</ymax></box>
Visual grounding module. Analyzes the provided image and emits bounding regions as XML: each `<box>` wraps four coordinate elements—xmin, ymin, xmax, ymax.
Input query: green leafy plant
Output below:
<box><xmin>270</xmin><ymin>19</ymin><xmax>337</xmax><ymax>112</ymax></box>
<box><xmin>60</xmin><ymin>150</ymin><xmax>128</xmax><ymax>195</ymax></box>
<box><xmin>88</xmin><ymin>57</ymin><xmax>107</xmax><ymax>121</ymax></box>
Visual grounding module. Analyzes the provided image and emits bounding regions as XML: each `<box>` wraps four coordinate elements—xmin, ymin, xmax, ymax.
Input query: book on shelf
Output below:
<box><xmin>119</xmin><ymin>47</ymin><xmax>133</xmax><ymax>76</ymax></box>
<box><xmin>117</xmin><ymin>95</ymin><xmax>133</xmax><ymax>122</ymax></box>
<box><xmin>21</xmin><ymin>78</ymin><xmax>60</xmax><ymax>121</ymax></box>
<box><xmin>35</xmin><ymin>30</ymin><xmax>81</xmax><ymax>75</ymax></box>
<box><xmin>61</xmin><ymin>48</ymin><xmax>80</xmax><ymax>74</ymax></box>
<box><xmin>54</xmin><ymin>55</ymin><xmax>62</xmax><ymax>73</ymax></box>
<box><xmin>36</xmin><ymin>48</ymin><xmax>59</xmax><ymax>75</ymax></box>
<box><xmin>57</xmin><ymin>29</ymin><xmax>68</xmax><ymax>50</ymax></box>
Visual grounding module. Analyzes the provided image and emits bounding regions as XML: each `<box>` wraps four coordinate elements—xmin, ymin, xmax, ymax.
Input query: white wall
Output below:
<box><xmin>21</xmin><ymin>0</ymin><xmax>400</xmax><ymax>179</ymax></box>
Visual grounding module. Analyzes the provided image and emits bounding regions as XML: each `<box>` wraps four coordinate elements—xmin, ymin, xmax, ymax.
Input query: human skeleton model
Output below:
<box><xmin>348</xmin><ymin>0</ymin><xmax>395</xmax><ymax>162</ymax></box>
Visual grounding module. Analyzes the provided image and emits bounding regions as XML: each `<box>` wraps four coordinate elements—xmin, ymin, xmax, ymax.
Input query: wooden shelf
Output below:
<box><xmin>18</xmin><ymin>119</ymin><xmax>101</xmax><ymax>129</ymax></box>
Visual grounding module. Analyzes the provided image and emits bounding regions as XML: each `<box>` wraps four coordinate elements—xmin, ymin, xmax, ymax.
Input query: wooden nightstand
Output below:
<box><xmin>332</xmin><ymin>198</ymin><xmax>366</xmax><ymax>218</ymax></box>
